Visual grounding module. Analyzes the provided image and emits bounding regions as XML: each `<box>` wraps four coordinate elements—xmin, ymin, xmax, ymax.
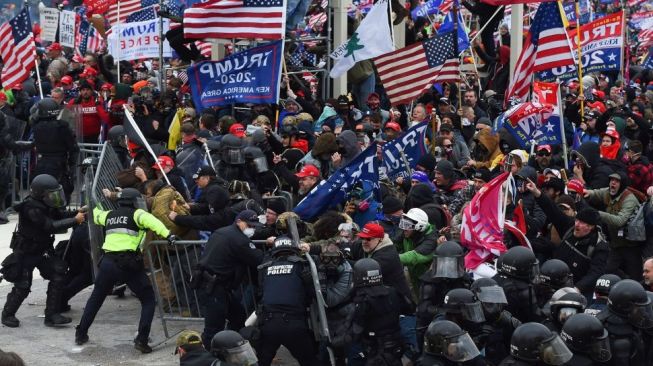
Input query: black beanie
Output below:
<box><xmin>382</xmin><ymin>196</ymin><xmax>403</xmax><ymax>214</ymax></box>
<box><xmin>435</xmin><ymin>160</ymin><xmax>455</xmax><ymax>180</ymax></box>
<box><xmin>576</xmin><ymin>207</ymin><xmax>601</xmax><ymax>226</ymax></box>
<box><xmin>417</xmin><ymin>154</ymin><xmax>437</xmax><ymax>172</ymax></box>
<box><xmin>266</xmin><ymin>199</ymin><xmax>286</xmax><ymax>215</ymax></box>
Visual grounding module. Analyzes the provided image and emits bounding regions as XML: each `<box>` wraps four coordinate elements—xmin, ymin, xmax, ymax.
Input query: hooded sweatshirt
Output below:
<box><xmin>473</xmin><ymin>129</ymin><xmax>504</xmax><ymax>171</ymax></box>
<box><xmin>336</xmin><ymin>130</ymin><xmax>362</xmax><ymax>166</ymax></box>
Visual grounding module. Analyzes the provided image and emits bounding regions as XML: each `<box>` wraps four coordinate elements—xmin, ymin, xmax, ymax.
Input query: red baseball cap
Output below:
<box><xmin>537</xmin><ymin>145</ymin><xmax>552</xmax><ymax>154</ymax></box>
<box><xmin>61</xmin><ymin>75</ymin><xmax>73</xmax><ymax>85</ymax></box>
<box><xmin>229</xmin><ymin>123</ymin><xmax>246</xmax><ymax>138</ymax></box>
<box><xmin>72</xmin><ymin>54</ymin><xmax>84</xmax><ymax>63</ymax></box>
<box><xmin>384</xmin><ymin>122</ymin><xmax>401</xmax><ymax>132</ymax></box>
<box><xmin>358</xmin><ymin>223</ymin><xmax>385</xmax><ymax>239</ymax></box>
<box><xmin>567</xmin><ymin>179</ymin><xmax>585</xmax><ymax>195</ymax></box>
<box><xmin>152</xmin><ymin>156</ymin><xmax>175</xmax><ymax>170</ymax></box>
<box><xmin>295</xmin><ymin>164</ymin><xmax>319</xmax><ymax>178</ymax></box>
<box><xmin>47</xmin><ymin>42</ymin><xmax>62</xmax><ymax>52</ymax></box>
<box><xmin>0</xmin><ymin>92</ymin><xmax>6</xmax><ymax>102</ymax></box>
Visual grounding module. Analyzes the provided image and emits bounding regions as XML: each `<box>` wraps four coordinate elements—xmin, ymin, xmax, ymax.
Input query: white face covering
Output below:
<box><xmin>243</xmin><ymin>227</ymin><xmax>255</xmax><ymax>238</ymax></box>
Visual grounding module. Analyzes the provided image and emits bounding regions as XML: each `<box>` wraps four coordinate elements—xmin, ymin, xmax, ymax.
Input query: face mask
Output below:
<box><xmin>243</xmin><ymin>227</ymin><xmax>255</xmax><ymax>238</ymax></box>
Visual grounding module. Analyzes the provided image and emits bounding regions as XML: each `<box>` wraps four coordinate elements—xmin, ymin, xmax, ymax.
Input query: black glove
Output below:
<box><xmin>167</xmin><ymin>234</ymin><xmax>179</xmax><ymax>245</ymax></box>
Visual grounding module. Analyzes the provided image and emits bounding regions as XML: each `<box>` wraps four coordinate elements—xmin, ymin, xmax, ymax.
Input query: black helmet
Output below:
<box><xmin>423</xmin><ymin>320</ymin><xmax>480</xmax><ymax>362</ymax></box>
<box><xmin>271</xmin><ymin>235</ymin><xmax>299</xmax><ymax>256</ymax></box>
<box><xmin>353</xmin><ymin>258</ymin><xmax>383</xmax><ymax>288</ymax></box>
<box><xmin>243</xmin><ymin>146</ymin><xmax>268</xmax><ymax>173</ymax></box>
<box><xmin>607</xmin><ymin>279</ymin><xmax>653</xmax><ymax>329</ymax></box>
<box><xmin>34</xmin><ymin>97</ymin><xmax>62</xmax><ymax>121</ymax></box>
<box><xmin>550</xmin><ymin>292</ymin><xmax>587</xmax><ymax>326</ymax></box>
<box><xmin>560</xmin><ymin>313</ymin><xmax>611</xmax><ymax>362</ymax></box>
<box><xmin>443</xmin><ymin>288</ymin><xmax>486</xmax><ymax>323</ymax></box>
<box><xmin>510</xmin><ymin>322</ymin><xmax>573</xmax><ymax>365</ymax></box>
<box><xmin>30</xmin><ymin>174</ymin><xmax>66</xmax><ymax>208</ymax></box>
<box><xmin>210</xmin><ymin>330</ymin><xmax>258</xmax><ymax>364</ymax></box>
<box><xmin>117</xmin><ymin>188</ymin><xmax>143</xmax><ymax>208</ymax></box>
<box><xmin>431</xmin><ymin>241</ymin><xmax>465</xmax><ymax>279</ymax></box>
<box><xmin>107</xmin><ymin>125</ymin><xmax>127</xmax><ymax>147</ymax></box>
<box><xmin>497</xmin><ymin>246</ymin><xmax>539</xmax><ymax>281</ymax></box>
<box><xmin>594</xmin><ymin>274</ymin><xmax>621</xmax><ymax>297</ymax></box>
<box><xmin>471</xmin><ymin>277</ymin><xmax>508</xmax><ymax>316</ymax></box>
<box><xmin>221</xmin><ymin>134</ymin><xmax>245</xmax><ymax>165</ymax></box>
<box><xmin>536</xmin><ymin>259</ymin><xmax>573</xmax><ymax>289</ymax></box>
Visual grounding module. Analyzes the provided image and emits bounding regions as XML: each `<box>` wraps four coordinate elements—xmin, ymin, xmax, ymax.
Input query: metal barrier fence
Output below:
<box><xmin>146</xmin><ymin>239</ymin><xmax>266</xmax><ymax>338</ymax></box>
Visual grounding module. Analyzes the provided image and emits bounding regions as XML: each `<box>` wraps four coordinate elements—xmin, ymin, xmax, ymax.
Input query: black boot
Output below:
<box><xmin>75</xmin><ymin>326</ymin><xmax>89</xmax><ymax>345</ymax></box>
<box><xmin>2</xmin><ymin>287</ymin><xmax>28</xmax><ymax>328</ymax></box>
<box><xmin>44</xmin><ymin>313</ymin><xmax>72</xmax><ymax>327</ymax></box>
<box><xmin>134</xmin><ymin>338</ymin><xmax>152</xmax><ymax>354</ymax></box>
<box><xmin>44</xmin><ymin>282</ymin><xmax>72</xmax><ymax>327</ymax></box>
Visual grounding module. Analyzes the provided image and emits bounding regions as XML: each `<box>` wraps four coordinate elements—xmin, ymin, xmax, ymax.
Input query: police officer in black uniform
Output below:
<box><xmin>416</xmin><ymin>241</ymin><xmax>472</xmax><ymax>350</ymax></box>
<box><xmin>256</xmin><ymin>235</ymin><xmax>317</xmax><ymax>366</ymax></box>
<box><xmin>31</xmin><ymin>98</ymin><xmax>79</xmax><ymax>202</ymax></box>
<box><xmin>498</xmin><ymin>322</ymin><xmax>573</xmax><ymax>366</ymax></box>
<box><xmin>418</xmin><ymin>320</ymin><xmax>482</xmax><ymax>366</ymax></box>
<box><xmin>75</xmin><ymin>188</ymin><xmax>174</xmax><ymax>352</ymax></box>
<box><xmin>211</xmin><ymin>330</ymin><xmax>259</xmax><ymax>365</ymax></box>
<box><xmin>1</xmin><ymin>174</ymin><xmax>85</xmax><ymax>328</ymax></box>
<box><xmin>350</xmin><ymin>258</ymin><xmax>411</xmax><ymax>366</ymax></box>
<box><xmin>596</xmin><ymin>279</ymin><xmax>653</xmax><ymax>366</ymax></box>
<box><xmin>534</xmin><ymin>259</ymin><xmax>573</xmax><ymax>308</ymax></box>
<box><xmin>544</xmin><ymin>291</ymin><xmax>587</xmax><ymax>333</ymax></box>
<box><xmin>492</xmin><ymin>246</ymin><xmax>542</xmax><ymax>323</ymax></box>
<box><xmin>560</xmin><ymin>313</ymin><xmax>612</xmax><ymax>366</ymax></box>
<box><xmin>585</xmin><ymin>274</ymin><xmax>621</xmax><ymax>316</ymax></box>
<box><xmin>107</xmin><ymin>125</ymin><xmax>131</xmax><ymax>169</ymax></box>
<box><xmin>193</xmin><ymin>209</ymin><xmax>264</xmax><ymax>348</ymax></box>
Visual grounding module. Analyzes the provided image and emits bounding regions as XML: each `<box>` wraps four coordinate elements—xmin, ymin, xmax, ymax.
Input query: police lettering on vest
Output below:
<box><xmin>106</xmin><ymin>216</ymin><xmax>128</xmax><ymax>225</ymax></box>
<box><xmin>267</xmin><ymin>265</ymin><xmax>293</xmax><ymax>275</ymax></box>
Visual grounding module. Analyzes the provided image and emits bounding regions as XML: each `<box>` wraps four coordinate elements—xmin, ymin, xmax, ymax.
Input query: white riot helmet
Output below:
<box><xmin>399</xmin><ymin>208</ymin><xmax>429</xmax><ymax>232</ymax></box>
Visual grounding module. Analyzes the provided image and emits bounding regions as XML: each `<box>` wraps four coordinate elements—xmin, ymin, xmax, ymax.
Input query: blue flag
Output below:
<box><xmin>382</xmin><ymin>122</ymin><xmax>428</xmax><ymax>180</ymax></box>
<box><xmin>188</xmin><ymin>40</ymin><xmax>283</xmax><ymax>111</ymax></box>
<box><xmin>294</xmin><ymin>144</ymin><xmax>380</xmax><ymax>221</ymax></box>
<box><xmin>644</xmin><ymin>49</ymin><xmax>653</xmax><ymax>70</ymax></box>
<box><xmin>77</xmin><ymin>18</ymin><xmax>91</xmax><ymax>56</ymax></box>
<box><xmin>411</xmin><ymin>0</ymin><xmax>443</xmax><ymax>20</ymax></box>
<box><xmin>500</xmin><ymin>102</ymin><xmax>562</xmax><ymax>149</ymax></box>
<box><xmin>438</xmin><ymin>0</ymin><xmax>468</xmax><ymax>55</ymax></box>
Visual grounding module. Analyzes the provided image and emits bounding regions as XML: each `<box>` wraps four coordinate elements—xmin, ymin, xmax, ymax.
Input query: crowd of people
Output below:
<box><xmin>0</xmin><ymin>0</ymin><xmax>653</xmax><ymax>365</ymax></box>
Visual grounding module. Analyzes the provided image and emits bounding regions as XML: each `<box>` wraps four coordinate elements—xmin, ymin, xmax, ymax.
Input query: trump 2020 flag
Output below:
<box><xmin>329</xmin><ymin>0</ymin><xmax>394</xmax><ymax>78</ymax></box>
<box><xmin>294</xmin><ymin>143</ymin><xmax>380</xmax><ymax>221</ymax></box>
<box><xmin>382</xmin><ymin>122</ymin><xmax>428</xmax><ymax>180</ymax></box>
<box><xmin>188</xmin><ymin>40</ymin><xmax>283</xmax><ymax>111</ymax></box>
<box><xmin>460</xmin><ymin>172</ymin><xmax>510</xmax><ymax>269</ymax></box>
<box><xmin>437</xmin><ymin>0</ymin><xmax>469</xmax><ymax>55</ymax></box>
<box><xmin>500</xmin><ymin>101</ymin><xmax>561</xmax><ymax>149</ymax></box>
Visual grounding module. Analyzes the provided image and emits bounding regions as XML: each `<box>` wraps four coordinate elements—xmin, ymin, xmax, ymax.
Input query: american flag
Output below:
<box><xmin>76</xmin><ymin>18</ymin><xmax>105</xmax><ymax>56</ymax></box>
<box><xmin>126</xmin><ymin>5</ymin><xmax>159</xmax><ymax>22</ymax></box>
<box><xmin>505</xmin><ymin>2</ymin><xmax>574</xmax><ymax>104</ymax></box>
<box><xmin>196</xmin><ymin>41</ymin><xmax>212</xmax><ymax>58</ymax></box>
<box><xmin>183</xmin><ymin>0</ymin><xmax>285</xmax><ymax>40</ymax></box>
<box><xmin>107</xmin><ymin>0</ymin><xmax>158</xmax><ymax>25</ymax></box>
<box><xmin>0</xmin><ymin>7</ymin><xmax>36</xmax><ymax>89</ymax></box>
<box><xmin>639</xmin><ymin>29</ymin><xmax>653</xmax><ymax>49</ymax></box>
<box><xmin>374</xmin><ymin>31</ymin><xmax>459</xmax><ymax>106</ymax></box>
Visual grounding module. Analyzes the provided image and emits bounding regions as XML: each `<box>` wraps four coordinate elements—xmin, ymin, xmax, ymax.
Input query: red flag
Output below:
<box><xmin>532</xmin><ymin>81</ymin><xmax>559</xmax><ymax>106</ymax></box>
<box><xmin>512</xmin><ymin>200</ymin><xmax>527</xmax><ymax>235</ymax></box>
<box><xmin>460</xmin><ymin>172</ymin><xmax>510</xmax><ymax>269</ymax></box>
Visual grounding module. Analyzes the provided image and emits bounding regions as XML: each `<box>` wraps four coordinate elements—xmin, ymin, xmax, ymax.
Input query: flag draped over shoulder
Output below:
<box><xmin>329</xmin><ymin>0</ymin><xmax>394</xmax><ymax>78</ymax></box>
<box><xmin>460</xmin><ymin>172</ymin><xmax>511</xmax><ymax>269</ymax></box>
<box><xmin>0</xmin><ymin>7</ymin><xmax>36</xmax><ymax>89</ymax></box>
<box><xmin>294</xmin><ymin>143</ymin><xmax>380</xmax><ymax>221</ymax></box>
<box><xmin>183</xmin><ymin>0</ymin><xmax>285</xmax><ymax>40</ymax></box>
<box><xmin>374</xmin><ymin>31</ymin><xmax>459</xmax><ymax>106</ymax></box>
<box><xmin>504</xmin><ymin>2</ymin><xmax>574</xmax><ymax>104</ymax></box>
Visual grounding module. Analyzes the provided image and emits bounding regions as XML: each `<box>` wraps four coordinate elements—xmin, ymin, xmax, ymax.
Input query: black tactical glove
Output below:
<box><xmin>167</xmin><ymin>234</ymin><xmax>179</xmax><ymax>245</ymax></box>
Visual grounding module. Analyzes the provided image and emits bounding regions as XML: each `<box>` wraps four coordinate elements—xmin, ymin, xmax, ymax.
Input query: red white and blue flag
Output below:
<box><xmin>0</xmin><ymin>7</ymin><xmax>36</xmax><ymax>89</ymax></box>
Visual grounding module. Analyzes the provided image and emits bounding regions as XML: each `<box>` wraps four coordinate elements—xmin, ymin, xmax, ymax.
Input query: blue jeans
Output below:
<box><xmin>352</xmin><ymin>73</ymin><xmax>376</xmax><ymax>109</ymax></box>
<box><xmin>286</xmin><ymin>0</ymin><xmax>311</xmax><ymax>31</ymax></box>
<box><xmin>400</xmin><ymin>315</ymin><xmax>418</xmax><ymax>361</ymax></box>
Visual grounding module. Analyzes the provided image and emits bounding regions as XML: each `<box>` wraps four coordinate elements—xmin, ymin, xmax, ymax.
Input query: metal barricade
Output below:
<box><xmin>146</xmin><ymin>239</ymin><xmax>266</xmax><ymax>338</ymax></box>
<box><xmin>10</xmin><ymin>149</ymin><xmax>33</xmax><ymax>206</ymax></box>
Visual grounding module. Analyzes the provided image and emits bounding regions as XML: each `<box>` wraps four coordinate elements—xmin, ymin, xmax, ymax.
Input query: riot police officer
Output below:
<box><xmin>217</xmin><ymin>134</ymin><xmax>247</xmax><ymax>181</ymax></box>
<box><xmin>418</xmin><ymin>320</ymin><xmax>481</xmax><ymax>366</ymax></box>
<box><xmin>534</xmin><ymin>259</ymin><xmax>573</xmax><ymax>308</ymax></box>
<box><xmin>438</xmin><ymin>288</ymin><xmax>489</xmax><ymax>363</ymax></box>
<box><xmin>545</xmin><ymin>291</ymin><xmax>587</xmax><ymax>333</ymax></box>
<box><xmin>596</xmin><ymin>279</ymin><xmax>653</xmax><ymax>366</ymax></box>
<box><xmin>417</xmin><ymin>241</ymin><xmax>472</xmax><ymax>350</ymax></box>
<box><xmin>1</xmin><ymin>174</ymin><xmax>85</xmax><ymax>328</ymax></box>
<box><xmin>498</xmin><ymin>322</ymin><xmax>573</xmax><ymax>365</ymax></box>
<box><xmin>492</xmin><ymin>247</ymin><xmax>542</xmax><ymax>322</ymax></box>
<box><xmin>256</xmin><ymin>235</ymin><xmax>318</xmax><ymax>366</ymax></box>
<box><xmin>470</xmin><ymin>277</ymin><xmax>520</xmax><ymax>365</ymax></box>
<box><xmin>107</xmin><ymin>125</ymin><xmax>131</xmax><ymax>169</ymax></box>
<box><xmin>75</xmin><ymin>188</ymin><xmax>175</xmax><ymax>353</ymax></box>
<box><xmin>560</xmin><ymin>313</ymin><xmax>612</xmax><ymax>366</ymax></box>
<box><xmin>211</xmin><ymin>330</ymin><xmax>259</xmax><ymax>365</ymax></box>
<box><xmin>350</xmin><ymin>258</ymin><xmax>411</xmax><ymax>366</ymax></box>
<box><xmin>31</xmin><ymin>98</ymin><xmax>79</xmax><ymax>201</ymax></box>
<box><xmin>585</xmin><ymin>273</ymin><xmax>621</xmax><ymax>316</ymax></box>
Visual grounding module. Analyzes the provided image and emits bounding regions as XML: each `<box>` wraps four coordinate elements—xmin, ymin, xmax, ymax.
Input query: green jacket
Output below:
<box><xmin>397</xmin><ymin>225</ymin><xmax>438</xmax><ymax>294</ymax></box>
<box><xmin>586</xmin><ymin>188</ymin><xmax>640</xmax><ymax>248</ymax></box>
<box><xmin>94</xmin><ymin>206</ymin><xmax>170</xmax><ymax>252</ymax></box>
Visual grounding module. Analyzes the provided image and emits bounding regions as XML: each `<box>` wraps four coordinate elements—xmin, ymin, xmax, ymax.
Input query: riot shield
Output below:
<box><xmin>3</xmin><ymin>114</ymin><xmax>27</xmax><ymax>141</ymax></box>
<box><xmin>59</xmin><ymin>104</ymin><xmax>84</xmax><ymax>142</ymax></box>
<box><xmin>176</xmin><ymin>147</ymin><xmax>205</xmax><ymax>192</ymax></box>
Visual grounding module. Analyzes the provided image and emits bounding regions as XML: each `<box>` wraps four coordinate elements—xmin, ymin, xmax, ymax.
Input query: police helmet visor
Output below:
<box><xmin>43</xmin><ymin>186</ymin><xmax>66</xmax><ymax>208</ymax></box>
<box><xmin>589</xmin><ymin>329</ymin><xmax>612</xmax><ymax>362</ymax></box>
<box><xmin>224</xmin><ymin>148</ymin><xmax>245</xmax><ymax>165</ymax></box>
<box><xmin>530</xmin><ymin>261</ymin><xmax>541</xmax><ymax>281</ymax></box>
<box><xmin>461</xmin><ymin>301</ymin><xmax>486</xmax><ymax>323</ymax></box>
<box><xmin>557</xmin><ymin>307</ymin><xmax>579</xmax><ymax>324</ymax></box>
<box><xmin>398</xmin><ymin>217</ymin><xmax>417</xmax><ymax>230</ymax></box>
<box><xmin>134</xmin><ymin>195</ymin><xmax>148</xmax><ymax>210</ymax></box>
<box><xmin>433</xmin><ymin>256</ymin><xmax>465</xmax><ymax>279</ymax></box>
<box><xmin>540</xmin><ymin>335</ymin><xmax>573</xmax><ymax>365</ymax></box>
<box><xmin>252</xmin><ymin>156</ymin><xmax>269</xmax><ymax>173</ymax></box>
<box><xmin>443</xmin><ymin>331</ymin><xmax>481</xmax><ymax>362</ymax></box>
<box><xmin>628</xmin><ymin>301</ymin><xmax>653</xmax><ymax>329</ymax></box>
<box><xmin>224</xmin><ymin>341</ymin><xmax>258</xmax><ymax>365</ymax></box>
<box><xmin>476</xmin><ymin>285</ymin><xmax>508</xmax><ymax>304</ymax></box>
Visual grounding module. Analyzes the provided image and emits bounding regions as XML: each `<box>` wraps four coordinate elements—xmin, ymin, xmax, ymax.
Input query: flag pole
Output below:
<box><xmin>574</xmin><ymin>0</ymin><xmax>584</xmax><ymax>121</ymax></box>
<box><xmin>387</xmin><ymin>0</ymin><xmax>395</xmax><ymax>47</ymax></box>
<box><xmin>158</xmin><ymin>0</ymin><xmax>164</xmax><ymax>94</ymax></box>
<box><xmin>468</xmin><ymin>5</ymin><xmax>504</xmax><ymax>43</ymax></box>
<box><xmin>556</xmin><ymin>78</ymin><xmax>569</xmax><ymax>168</ymax></box>
<box><xmin>452</xmin><ymin>0</ymin><xmax>461</xmax><ymax>110</ymax></box>
<box><xmin>116</xmin><ymin>0</ymin><xmax>121</xmax><ymax>79</ymax></box>
<box><xmin>34</xmin><ymin>59</ymin><xmax>44</xmax><ymax>99</ymax></box>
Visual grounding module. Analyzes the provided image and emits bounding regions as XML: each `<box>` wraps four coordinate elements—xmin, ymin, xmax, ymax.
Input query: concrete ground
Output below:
<box><xmin>0</xmin><ymin>213</ymin><xmax>298</xmax><ymax>365</ymax></box>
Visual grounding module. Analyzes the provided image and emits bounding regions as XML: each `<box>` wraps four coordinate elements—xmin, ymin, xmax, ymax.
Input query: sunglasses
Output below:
<box><xmin>537</xmin><ymin>151</ymin><xmax>551</xmax><ymax>157</ymax></box>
